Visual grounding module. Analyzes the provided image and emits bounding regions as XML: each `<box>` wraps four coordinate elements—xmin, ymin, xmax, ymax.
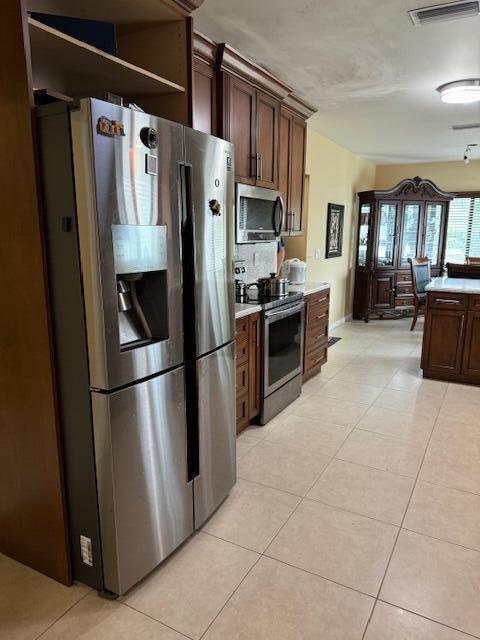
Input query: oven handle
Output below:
<box><xmin>265</xmin><ymin>301</ymin><xmax>304</xmax><ymax>321</ymax></box>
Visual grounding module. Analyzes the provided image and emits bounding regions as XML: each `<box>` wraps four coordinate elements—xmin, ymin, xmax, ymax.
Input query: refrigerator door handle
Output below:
<box><xmin>179</xmin><ymin>162</ymin><xmax>200</xmax><ymax>482</ymax></box>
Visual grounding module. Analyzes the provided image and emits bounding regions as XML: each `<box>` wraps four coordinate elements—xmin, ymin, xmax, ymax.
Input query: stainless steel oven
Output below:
<box><xmin>261</xmin><ymin>298</ymin><xmax>305</xmax><ymax>423</ymax></box>
<box><xmin>236</xmin><ymin>184</ymin><xmax>284</xmax><ymax>243</ymax></box>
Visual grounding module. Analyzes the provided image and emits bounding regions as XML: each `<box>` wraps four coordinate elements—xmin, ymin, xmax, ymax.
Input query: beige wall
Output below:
<box><xmin>285</xmin><ymin>128</ymin><xmax>376</xmax><ymax>325</ymax></box>
<box><xmin>375</xmin><ymin>160</ymin><xmax>480</xmax><ymax>192</ymax></box>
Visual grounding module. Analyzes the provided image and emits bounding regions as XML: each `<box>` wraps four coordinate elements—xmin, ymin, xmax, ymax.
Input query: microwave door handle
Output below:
<box><xmin>273</xmin><ymin>196</ymin><xmax>285</xmax><ymax>236</ymax></box>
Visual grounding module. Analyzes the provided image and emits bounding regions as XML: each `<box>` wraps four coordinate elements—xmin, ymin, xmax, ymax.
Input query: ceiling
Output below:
<box><xmin>194</xmin><ymin>0</ymin><xmax>480</xmax><ymax>164</ymax></box>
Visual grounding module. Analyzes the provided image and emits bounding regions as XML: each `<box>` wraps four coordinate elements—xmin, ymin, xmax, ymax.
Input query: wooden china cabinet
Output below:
<box><xmin>353</xmin><ymin>177</ymin><xmax>455</xmax><ymax>321</ymax></box>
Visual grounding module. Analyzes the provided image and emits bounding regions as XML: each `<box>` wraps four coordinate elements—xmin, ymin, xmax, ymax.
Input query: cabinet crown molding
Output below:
<box><xmin>359</xmin><ymin>177</ymin><xmax>456</xmax><ymax>201</ymax></box>
<box><xmin>193</xmin><ymin>30</ymin><xmax>217</xmax><ymax>64</ymax></box>
<box><xmin>282</xmin><ymin>93</ymin><xmax>317</xmax><ymax>119</ymax></box>
<box><xmin>217</xmin><ymin>42</ymin><xmax>292</xmax><ymax>100</ymax></box>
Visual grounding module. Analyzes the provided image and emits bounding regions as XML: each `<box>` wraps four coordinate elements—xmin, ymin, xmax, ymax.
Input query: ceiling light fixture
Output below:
<box><xmin>438</xmin><ymin>79</ymin><xmax>480</xmax><ymax>103</ymax></box>
<box><xmin>464</xmin><ymin>143</ymin><xmax>478</xmax><ymax>164</ymax></box>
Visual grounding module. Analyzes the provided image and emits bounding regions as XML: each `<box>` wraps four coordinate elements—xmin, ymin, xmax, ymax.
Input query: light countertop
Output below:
<box><xmin>235</xmin><ymin>303</ymin><xmax>262</xmax><ymax>319</ymax></box>
<box><xmin>426</xmin><ymin>277</ymin><xmax>480</xmax><ymax>294</ymax></box>
<box><xmin>289</xmin><ymin>282</ymin><xmax>330</xmax><ymax>296</ymax></box>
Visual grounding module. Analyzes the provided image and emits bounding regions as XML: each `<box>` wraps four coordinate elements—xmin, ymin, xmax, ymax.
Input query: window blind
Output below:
<box><xmin>445</xmin><ymin>196</ymin><xmax>480</xmax><ymax>263</ymax></box>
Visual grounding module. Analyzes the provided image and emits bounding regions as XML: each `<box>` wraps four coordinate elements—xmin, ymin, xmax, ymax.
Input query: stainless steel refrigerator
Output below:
<box><xmin>36</xmin><ymin>98</ymin><xmax>235</xmax><ymax>596</ymax></box>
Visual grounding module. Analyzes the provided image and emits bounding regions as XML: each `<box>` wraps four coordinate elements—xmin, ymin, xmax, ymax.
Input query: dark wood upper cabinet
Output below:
<box><xmin>279</xmin><ymin>107</ymin><xmax>307</xmax><ymax>235</ymax></box>
<box><xmin>217</xmin><ymin>42</ymin><xmax>316</xmax><ymax>199</ymax></box>
<box><xmin>255</xmin><ymin>91</ymin><xmax>279</xmax><ymax>189</ymax></box>
<box><xmin>228</xmin><ymin>75</ymin><xmax>257</xmax><ymax>185</ymax></box>
<box><xmin>192</xmin><ymin>32</ymin><xmax>217</xmax><ymax>135</ymax></box>
<box><xmin>278</xmin><ymin>109</ymin><xmax>291</xmax><ymax>232</ymax></box>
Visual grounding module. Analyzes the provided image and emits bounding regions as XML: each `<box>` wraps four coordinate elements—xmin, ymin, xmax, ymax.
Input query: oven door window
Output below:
<box><xmin>268</xmin><ymin>311</ymin><xmax>302</xmax><ymax>388</ymax></box>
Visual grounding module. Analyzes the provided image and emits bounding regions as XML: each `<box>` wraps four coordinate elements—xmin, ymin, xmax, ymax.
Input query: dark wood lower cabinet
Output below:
<box><xmin>235</xmin><ymin>312</ymin><xmax>261</xmax><ymax>433</ymax></box>
<box><xmin>303</xmin><ymin>288</ymin><xmax>330</xmax><ymax>382</ymax></box>
<box><xmin>422</xmin><ymin>292</ymin><xmax>480</xmax><ymax>384</ymax></box>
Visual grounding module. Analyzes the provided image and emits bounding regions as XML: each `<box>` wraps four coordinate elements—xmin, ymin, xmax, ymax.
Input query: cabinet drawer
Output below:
<box><xmin>236</xmin><ymin>361</ymin><xmax>249</xmax><ymax>396</ymax></box>
<box><xmin>306</xmin><ymin>290</ymin><xmax>330</xmax><ymax>306</ymax></box>
<box><xmin>469</xmin><ymin>295</ymin><xmax>480</xmax><ymax>311</ymax></box>
<box><xmin>236</xmin><ymin>394</ymin><xmax>249</xmax><ymax>433</ymax></box>
<box><xmin>396</xmin><ymin>283</ymin><xmax>413</xmax><ymax>295</ymax></box>
<box><xmin>307</xmin><ymin>302</ymin><xmax>329</xmax><ymax>324</ymax></box>
<box><xmin>396</xmin><ymin>273</ymin><xmax>412</xmax><ymax>284</ymax></box>
<box><xmin>306</xmin><ymin>331</ymin><xmax>328</xmax><ymax>354</ymax></box>
<box><xmin>235</xmin><ymin>318</ymin><xmax>249</xmax><ymax>340</ymax></box>
<box><xmin>395</xmin><ymin>297</ymin><xmax>414</xmax><ymax>308</ymax></box>
<box><xmin>428</xmin><ymin>292</ymin><xmax>468</xmax><ymax>310</ymax></box>
<box><xmin>305</xmin><ymin>344</ymin><xmax>327</xmax><ymax>373</ymax></box>
<box><xmin>235</xmin><ymin>337</ymin><xmax>248</xmax><ymax>364</ymax></box>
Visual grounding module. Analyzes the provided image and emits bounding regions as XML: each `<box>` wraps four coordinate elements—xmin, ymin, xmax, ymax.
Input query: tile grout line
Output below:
<box><xmin>377</xmin><ymin>598</ymin><xmax>480</xmax><ymax>640</ymax></box>
<box><xmin>34</xmin><ymin>587</ymin><xmax>92</xmax><ymax>640</ymax></box>
<box><xmin>361</xmin><ymin>399</ymin><xmax>444</xmax><ymax>640</ymax></box>
<box><xmin>122</xmin><ymin>601</ymin><xmax>194</xmax><ymax>639</ymax></box>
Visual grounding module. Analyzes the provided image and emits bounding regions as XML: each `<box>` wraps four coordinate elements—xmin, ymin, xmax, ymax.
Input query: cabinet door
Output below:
<box><xmin>372</xmin><ymin>274</ymin><xmax>395</xmax><ymax>309</ymax></box>
<box><xmin>461</xmin><ymin>311</ymin><xmax>480</xmax><ymax>376</ymax></box>
<box><xmin>193</xmin><ymin>59</ymin><xmax>216</xmax><ymax>135</ymax></box>
<box><xmin>228</xmin><ymin>76</ymin><xmax>256</xmax><ymax>185</ymax></box>
<box><xmin>289</xmin><ymin>116</ymin><xmax>306</xmax><ymax>234</ymax></box>
<box><xmin>357</xmin><ymin>203</ymin><xmax>371</xmax><ymax>267</ymax></box>
<box><xmin>398</xmin><ymin>202</ymin><xmax>421</xmax><ymax>268</ymax></box>
<box><xmin>376</xmin><ymin>202</ymin><xmax>398</xmax><ymax>268</ymax></box>
<box><xmin>248</xmin><ymin>312</ymin><xmax>262</xmax><ymax>419</ymax></box>
<box><xmin>422</xmin><ymin>309</ymin><xmax>465</xmax><ymax>374</ymax></box>
<box><xmin>278</xmin><ymin>109</ymin><xmax>292</xmax><ymax>232</ymax></box>
<box><xmin>423</xmin><ymin>203</ymin><xmax>444</xmax><ymax>268</ymax></box>
<box><xmin>255</xmin><ymin>91</ymin><xmax>279</xmax><ymax>189</ymax></box>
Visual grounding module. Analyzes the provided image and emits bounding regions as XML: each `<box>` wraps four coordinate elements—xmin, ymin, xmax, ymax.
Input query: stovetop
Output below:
<box><xmin>236</xmin><ymin>291</ymin><xmax>303</xmax><ymax>311</ymax></box>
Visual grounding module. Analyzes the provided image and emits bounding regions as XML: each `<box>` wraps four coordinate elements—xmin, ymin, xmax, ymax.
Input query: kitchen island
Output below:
<box><xmin>421</xmin><ymin>277</ymin><xmax>480</xmax><ymax>384</ymax></box>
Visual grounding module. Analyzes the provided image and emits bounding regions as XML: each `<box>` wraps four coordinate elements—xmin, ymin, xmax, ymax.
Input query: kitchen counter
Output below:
<box><xmin>426</xmin><ymin>276</ymin><xmax>480</xmax><ymax>294</ymax></box>
<box><xmin>235</xmin><ymin>303</ymin><xmax>262</xmax><ymax>319</ymax></box>
<box><xmin>289</xmin><ymin>282</ymin><xmax>330</xmax><ymax>296</ymax></box>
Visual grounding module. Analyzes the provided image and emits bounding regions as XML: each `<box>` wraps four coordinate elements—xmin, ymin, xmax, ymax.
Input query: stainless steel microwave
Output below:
<box><xmin>236</xmin><ymin>184</ymin><xmax>284</xmax><ymax>243</ymax></box>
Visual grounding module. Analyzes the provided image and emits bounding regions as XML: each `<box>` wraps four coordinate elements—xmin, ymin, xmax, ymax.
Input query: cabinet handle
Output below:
<box><xmin>460</xmin><ymin>314</ymin><xmax>465</xmax><ymax>337</ymax></box>
<box><xmin>292</xmin><ymin>212</ymin><xmax>296</xmax><ymax>232</ymax></box>
<box><xmin>315</xmin><ymin>312</ymin><xmax>328</xmax><ymax>320</ymax></box>
<box><xmin>259</xmin><ymin>154</ymin><xmax>263</xmax><ymax>181</ymax></box>
<box><xmin>435</xmin><ymin>298</ymin><xmax>460</xmax><ymax>305</ymax></box>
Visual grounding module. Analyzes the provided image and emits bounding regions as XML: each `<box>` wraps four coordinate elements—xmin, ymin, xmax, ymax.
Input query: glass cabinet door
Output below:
<box><xmin>376</xmin><ymin>202</ymin><xmax>397</xmax><ymax>267</ymax></box>
<box><xmin>424</xmin><ymin>203</ymin><xmax>443</xmax><ymax>266</ymax></box>
<box><xmin>357</xmin><ymin>203</ymin><xmax>370</xmax><ymax>267</ymax></box>
<box><xmin>399</xmin><ymin>203</ymin><xmax>420</xmax><ymax>267</ymax></box>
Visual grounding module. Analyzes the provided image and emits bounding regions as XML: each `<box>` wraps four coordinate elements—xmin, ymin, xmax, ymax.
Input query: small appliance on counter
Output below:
<box><xmin>280</xmin><ymin>258</ymin><xmax>307</xmax><ymax>284</ymax></box>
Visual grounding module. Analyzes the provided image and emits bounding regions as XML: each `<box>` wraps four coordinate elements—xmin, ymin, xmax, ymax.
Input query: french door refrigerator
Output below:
<box><xmin>36</xmin><ymin>98</ymin><xmax>235</xmax><ymax>596</ymax></box>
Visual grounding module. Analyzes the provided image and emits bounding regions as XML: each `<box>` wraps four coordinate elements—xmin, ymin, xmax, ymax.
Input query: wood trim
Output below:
<box><xmin>282</xmin><ymin>92</ymin><xmax>317</xmax><ymax>119</ymax></box>
<box><xmin>193</xmin><ymin>30</ymin><xmax>217</xmax><ymax>64</ymax></box>
<box><xmin>0</xmin><ymin>0</ymin><xmax>70</xmax><ymax>584</ymax></box>
<box><xmin>217</xmin><ymin>42</ymin><xmax>292</xmax><ymax>100</ymax></box>
<box><xmin>359</xmin><ymin>177</ymin><xmax>455</xmax><ymax>201</ymax></box>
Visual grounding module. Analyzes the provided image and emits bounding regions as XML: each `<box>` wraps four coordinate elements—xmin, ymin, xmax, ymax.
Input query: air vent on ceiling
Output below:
<box><xmin>451</xmin><ymin>122</ymin><xmax>480</xmax><ymax>130</ymax></box>
<box><xmin>409</xmin><ymin>1</ymin><xmax>480</xmax><ymax>25</ymax></box>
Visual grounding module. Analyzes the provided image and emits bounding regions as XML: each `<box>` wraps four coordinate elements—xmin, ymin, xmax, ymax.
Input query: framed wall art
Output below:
<box><xmin>326</xmin><ymin>203</ymin><xmax>344</xmax><ymax>258</ymax></box>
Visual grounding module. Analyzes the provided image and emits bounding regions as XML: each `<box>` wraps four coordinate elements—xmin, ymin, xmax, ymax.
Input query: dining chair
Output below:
<box><xmin>408</xmin><ymin>257</ymin><xmax>431</xmax><ymax>331</ymax></box>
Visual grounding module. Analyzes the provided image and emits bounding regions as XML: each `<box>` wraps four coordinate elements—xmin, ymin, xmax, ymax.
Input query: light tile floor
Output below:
<box><xmin>2</xmin><ymin>318</ymin><xmax>480</xmax><ymax>639</ymax></box>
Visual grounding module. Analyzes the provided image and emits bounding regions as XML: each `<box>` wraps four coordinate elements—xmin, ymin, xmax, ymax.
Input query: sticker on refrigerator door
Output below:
<box><xmin>226</xmin><ymin>156</ymin><xmax>232</xmax><ymax>171</ymax></box>
<box><xmin>96</xmin><ymin>116</ymin><xmax>125</xmax><ymax>137</ymax></box>
<box><xmin>145</xmin><ymin>154</ymin><xmax>158</xmax><ymax>176</ymax></box>
<box><xmin>80</xmin><ymin>535</ymin><xmax>93</xmax><ymax>566</ymax></box>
